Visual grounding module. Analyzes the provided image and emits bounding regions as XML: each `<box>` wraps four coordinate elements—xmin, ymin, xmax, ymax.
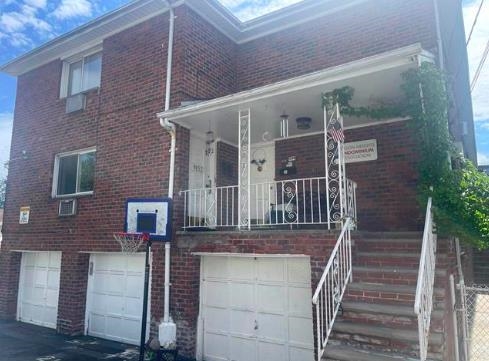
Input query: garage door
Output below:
<box><xmin>200</xmin><ymin>255</ymin><xmax>314</xmax><ymax>361</ymax></box>
<box><xmin>86</xmin><ymin>253</ymin><xmax>149</xmax><ymax>345</ymax></box>
<box><xmin>18</xmin><ymin>252</ymin><xmax>61</xmax><ymax>329</ymax></box>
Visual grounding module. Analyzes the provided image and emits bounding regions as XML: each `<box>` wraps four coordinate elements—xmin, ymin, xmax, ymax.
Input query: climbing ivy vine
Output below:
<box><xmin>322</xmin><ymin>62</ymin><xmax>489</xmax><ymax>248</ymax></box>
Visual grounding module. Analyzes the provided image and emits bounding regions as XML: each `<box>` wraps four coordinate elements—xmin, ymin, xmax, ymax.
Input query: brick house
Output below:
<box><xmin>0</xmin><ymin>0</ymin><xmax>476</xmax><ymax>360</ymax></box>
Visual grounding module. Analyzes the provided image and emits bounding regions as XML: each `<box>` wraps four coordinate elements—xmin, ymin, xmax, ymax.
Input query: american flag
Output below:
<box><xmin>328</xmin><ymin>125</ymin><xmax>344</xmax><ymax>143</ymax></box>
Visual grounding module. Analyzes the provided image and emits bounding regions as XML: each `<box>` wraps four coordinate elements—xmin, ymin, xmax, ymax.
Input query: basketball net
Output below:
<box><xmin>113</xmin><ymin>232</ymin><xmax>148</xmax><ymax>253</ymax></box>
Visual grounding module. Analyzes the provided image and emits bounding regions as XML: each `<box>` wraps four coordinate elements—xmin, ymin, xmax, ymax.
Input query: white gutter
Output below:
<box><xmin>158</xmin><ymin>0</ymin><xmax>177</xmax><ymax>349</ymax></box>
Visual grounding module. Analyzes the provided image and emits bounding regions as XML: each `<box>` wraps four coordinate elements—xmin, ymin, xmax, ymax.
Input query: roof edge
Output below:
<box><xmin>157</xmin><ymin>44</ymin><xmax>432</xmax><ymax>120</ymax></box>
<box><xmin>2</xmin><ymin>0</ymin><xmax>375</xmax><ymax>76</ymax></box>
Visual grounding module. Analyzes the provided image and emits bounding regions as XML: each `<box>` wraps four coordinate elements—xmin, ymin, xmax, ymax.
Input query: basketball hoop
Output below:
<box><xmin>113</xmin><ymin>232</ymin><xmax>149</xmax><ymax>253</ymax></box>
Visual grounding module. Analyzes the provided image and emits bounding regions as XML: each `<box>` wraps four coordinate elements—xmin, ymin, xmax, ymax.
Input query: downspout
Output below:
<box><xmin>159</xmin><ymin>0</ymin><xmax>176</xmax><ymax>349</ymax></box>
<box><xmin>432</xmin><ymin>0</ymin><xmax>444</xmax><ymax>70</ymax></box>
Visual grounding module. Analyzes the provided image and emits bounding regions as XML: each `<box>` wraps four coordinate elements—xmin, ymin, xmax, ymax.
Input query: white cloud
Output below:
<box><xmin>0</xmin><ymin>2</ymin><xmax>52</xmax><ymax>47</ymax></box>
<box><xmin>53</xmin><ymin>0</ymin><xmax>92</xmax><ymax>20</ymax></box>
<box><xmin>24</xmin><ymin>0</ymin><xmax>47</xmax><ymax>9</ymax></box>
<box><xmin>463</xmin><ymin>1</ymin><xmax>489</xmax><ymax>121</ymax></box>
<box><xmin>478</xmin><ymin>152</ymin><xmax>489</xmax><ymax>165</ymax></box>
<box><xmin>480</xmin><ymin>121</ymin><xmax>489</xmax><ymax>130</ymax></box>
<box><xmin>220</xmin><ymin>0</ymin><xmax>303</xmax><ymax>21</ymax></box>
<box><xmin>0</xmin><ymin>112</ymin><xmax>13</xmax><ymax>179</ymax></box>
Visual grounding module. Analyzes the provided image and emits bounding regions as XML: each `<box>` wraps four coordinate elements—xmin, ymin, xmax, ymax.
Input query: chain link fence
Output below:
<box><xmin>461</xmin><ymin>284</ymin><xmax>489</xmax><ymax>361</ymax></box>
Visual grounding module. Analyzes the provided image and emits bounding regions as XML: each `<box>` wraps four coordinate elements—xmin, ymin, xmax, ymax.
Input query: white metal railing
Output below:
<box><xmin>250</xmin><ymin>177</ymin><xmax>329</xmax><ymax>226</ymax></box>
<box><xmin>414</xmin><ymin>197</ymin><xmax>437</xmax><ymax>361</ymax></box>
<box><xmin>180</xmin><ymin>185</ymin><xmax>238</xmax><ymax>228</ymax></box>
<box><xmin>312</xmin><ymin>217</ymin><xmax>353</xmax><ymax>361</ymax></box>
<box><xmin>180</xmin><ymin>177</ymin><xmax>358</xmax><ymax>229</ymax></box>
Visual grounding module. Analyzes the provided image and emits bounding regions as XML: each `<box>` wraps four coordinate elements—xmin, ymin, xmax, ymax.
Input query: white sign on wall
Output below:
<box><xmin>344</xmin><ymin>139</ymin><xmax>378</xmax><ymax>163</ymax></box>
<box><xmin>19</xmin><ymin>206</ymin><xmax>30</xmax><ymax>224</ymax></box>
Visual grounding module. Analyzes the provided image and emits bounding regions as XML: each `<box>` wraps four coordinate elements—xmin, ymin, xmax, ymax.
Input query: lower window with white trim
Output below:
<box><xmin>52</xmin><ymin>147</ymin><xmax>96</xmax><ymax>197</ymax></box>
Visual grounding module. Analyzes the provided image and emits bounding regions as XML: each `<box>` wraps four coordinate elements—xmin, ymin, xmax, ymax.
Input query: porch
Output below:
<box><xmin>159</xmin><ymin>44</ymin><xmax>432</xmax><ymax>232</ymax></box>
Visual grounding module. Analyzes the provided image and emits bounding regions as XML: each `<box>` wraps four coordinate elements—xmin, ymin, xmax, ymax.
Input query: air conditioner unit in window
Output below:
<box><xmin>65</xmin><ymin>93</ymin><xmax>86</xmax><ymax>113</ymax></box>
<box><xmin>58</xmin><ymin>199</ymin><xmax>77</xmax><ymax>216</ymax></box>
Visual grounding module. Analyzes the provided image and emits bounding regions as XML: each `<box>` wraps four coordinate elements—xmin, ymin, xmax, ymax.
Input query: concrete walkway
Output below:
<box><xmin>0</xmin><ymin>320</ymin><xmax>140</xmax><ymax>361</ymax></box>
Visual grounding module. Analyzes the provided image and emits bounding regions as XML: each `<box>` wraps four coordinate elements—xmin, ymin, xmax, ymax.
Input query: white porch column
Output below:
<box><xmin>238</xmin><ymin>109</ymin><xmax>251</xmax><ymax>229</ymax></box>
<box><xmin>323</xmin><ymin>103</ymin><xmax>346</xmax><ymax>228</ymax></box>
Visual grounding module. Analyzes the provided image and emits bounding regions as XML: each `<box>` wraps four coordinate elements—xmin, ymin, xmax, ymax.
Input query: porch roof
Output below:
<box><xmin>158</xmin><ymin>44</ymin><xmax>433</xmax><ymax>144</ymax></box>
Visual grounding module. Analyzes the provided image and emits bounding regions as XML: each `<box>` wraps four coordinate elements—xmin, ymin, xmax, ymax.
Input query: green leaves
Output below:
<box><xmin>321</xmin><ymin>62</ymin><xmax>489</xmax><ymax>248</ymax></box>
<box><xmin>404</xmin><ymin>63</ymin><xmax>488</xmax><ymax>248</ymax></box>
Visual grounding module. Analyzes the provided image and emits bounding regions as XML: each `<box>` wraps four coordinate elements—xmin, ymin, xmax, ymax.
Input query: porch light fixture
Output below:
<box><xmin>296</xmin><ymin>117</ymin><xmax>312</xmax><ymax>130</ymax></box>
<box><xmin>280</xmin><ymin>113</ymin><xmax>289</xmax><ymax>138</ymax></box>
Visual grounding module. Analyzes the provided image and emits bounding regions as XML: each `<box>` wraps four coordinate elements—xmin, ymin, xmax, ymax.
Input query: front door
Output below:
<box><xmin>250</xmin><ymin>143</ymin><xmax>275</xmax><ymax>224</ymax></box>
<box><xmin>188</xmin><ymin>132</ymin><xmax>217</xmax><ymax>227</ymax></box>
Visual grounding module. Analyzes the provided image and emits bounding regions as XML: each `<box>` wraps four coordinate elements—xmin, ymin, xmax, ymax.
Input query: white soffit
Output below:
<box><xmin>157</xmin><ymin>43</ymin><xmax>433</xmax><ymax>121</ymax></box>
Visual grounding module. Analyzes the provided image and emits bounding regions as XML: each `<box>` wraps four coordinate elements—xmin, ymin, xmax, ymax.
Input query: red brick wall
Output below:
<box><xmin>275</xmin><ymin>121</ymin><xmax>421</xmax><ymax>231</ymax></box>
<box><xmin>236</xmin><ymin>0</ymin><xmax>437</xmax><ymax>90</ymax></box>
<box><xmin>1</xmin><ymin>0</ymin><xmax>437</xmax><ymax>344</ymax></box>
<box><xmin>173</xmin><ymin>6</ymin><xmax>237</xmax><ymax>103</ymax></box>
<box><xmin>0</xmin><ymin>12</ymin><xmax>173</xmax><ymax>332</ymax></box>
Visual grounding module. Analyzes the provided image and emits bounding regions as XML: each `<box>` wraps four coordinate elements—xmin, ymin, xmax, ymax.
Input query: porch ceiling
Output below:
<box><xmin>159</xmin><ymin>44</ymin><xmax>434</xmax><ymax>144</ymax></box>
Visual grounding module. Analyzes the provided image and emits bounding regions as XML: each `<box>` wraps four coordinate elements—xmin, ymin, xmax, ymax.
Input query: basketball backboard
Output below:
<box><xmin>125</xmin><ymin>198</ymin><xmax>172</xmax><ymax>241</ymax></box>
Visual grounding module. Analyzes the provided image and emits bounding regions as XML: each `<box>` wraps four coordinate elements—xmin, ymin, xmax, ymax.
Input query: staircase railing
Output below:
<box><xmin>414</xmin><ymin>197</ymin><xmax>437</xmax><ymax>361</ymax></box>
<box><xmin>312</xmin><ymin>217</ymin><xmax>353</xmax><ymax>361</ymax></box>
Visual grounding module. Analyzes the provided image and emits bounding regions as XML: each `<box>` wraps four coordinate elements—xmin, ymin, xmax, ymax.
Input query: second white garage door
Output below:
<box><xmin>85</xmin><ymin>253</ymin><xmax>149</xmax><ymax>345</ymax></box>
<box><xmin>200</xmin><ymin>255</ymin><xmax>314</xmax><ymax>361</ymax></box>
<box><xmin>17</xmin><ymin>251</ymin><xmax>61</xmax><ymax>329</ymax></box>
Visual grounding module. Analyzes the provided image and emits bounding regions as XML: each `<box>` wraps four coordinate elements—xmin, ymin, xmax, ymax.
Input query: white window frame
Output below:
<box><xmin>52</xmin><ymin>147</ymin><xmax>96</xmax><ymax>198</ymax></box>
<box><xmin>60</xmin><ymin>45</ymin><xmax>103</xmax><ymax>99</ymax></box>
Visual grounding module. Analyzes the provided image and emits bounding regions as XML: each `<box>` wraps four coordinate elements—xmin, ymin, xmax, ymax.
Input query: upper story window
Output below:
<box><xmin>60</xmin><ymin>46</ymin><xmax>102</xmax><ymax>98</ymax></box>
<box><xmin>52</xmin><ymin>147</ymin><xmax>96</xmax><ymax>197</ymax></box>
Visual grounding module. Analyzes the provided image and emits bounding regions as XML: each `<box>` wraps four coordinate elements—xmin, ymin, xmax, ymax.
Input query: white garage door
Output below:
<box><xmin>18</xmin><ymin>251</ymin><xmax>61</xmax><ymax>329</ymax></box>
<box><xmin>200</xmin><ymin>255</ymin><xmax>314</xmax><ymax>361</ymax></box>
<box><xmin>85</xmin><ymin>253</ymin><xmax>149</xmax><ymax>345</ymax></box>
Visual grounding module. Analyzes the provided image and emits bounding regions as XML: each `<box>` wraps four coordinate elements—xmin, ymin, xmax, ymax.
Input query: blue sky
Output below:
<box><xmin>0</xmin><ymin>0</ymin><xmax>488</xmax><ymax>180</ymax></box>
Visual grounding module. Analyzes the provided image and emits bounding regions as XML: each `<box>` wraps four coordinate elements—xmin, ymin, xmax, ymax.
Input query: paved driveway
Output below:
<box><xmin>0</xmin><ymin>320</ymin><xmax>140</xmax><ymax>361</ymax></box>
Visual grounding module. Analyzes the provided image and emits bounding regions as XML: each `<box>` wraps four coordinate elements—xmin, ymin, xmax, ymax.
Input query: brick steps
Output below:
<box><xmin>323</xmin><ymin>234</ymin><xmax>448</xmax><ymax>361</ymax></box>
<box><xmin>345</xmin><ymin>282</ymin><xmax>445</xmax><ymax>306</ymax></box>
<box><xmin>353</xmin><ymin>266</ymin><xmax>447</xmax><ymax>286</ymax></box>
<box><xmin>340</xmin><ymin>301</ymin><xmax>444</xmax><ymax>332</ymax></box>
<box><xmin>355</xmin><ymin>251</ymin><xmax>448</xmax><ymax>268</ymax></box>
<box><xmin>330</xmin><ymin>321</ymin><xmax>443</xmax><ymax>357</ymax></box>
<box><xmin>322</xmin><ymin>344</ymin><xmax>439</xmax><ymax>361</ymax></box>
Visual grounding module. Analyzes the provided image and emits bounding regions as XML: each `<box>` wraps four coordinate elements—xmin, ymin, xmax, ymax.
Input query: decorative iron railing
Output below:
<box><xmin>312</xmin><ymin>217</ymin><xmax>353</xmax><ymax>361</ymax></box>
<box><xmin>414</xmin><ymin>197</ymin><xmax>437</xmax><ymax>361</ymax></box>
<box><xmin>346</xmin><ymin>178</ymin><xmax>357</xmax><ymax>228</ymax></box>
<box><xmin>180</xmin><ymin>177</ymin><xmax>357</xmax><ymax>230</ymax></box>
<box><xmin>180</xmin><ymin>185</ymin><xmax>238</xmax><ymax>229</ymax></box>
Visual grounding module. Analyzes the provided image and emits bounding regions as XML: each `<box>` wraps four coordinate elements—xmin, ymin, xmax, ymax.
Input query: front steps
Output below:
<box><xmin>322</xmin><ymin>233</ymin><xmax>448</xmax><ymax>361</ymax></box>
